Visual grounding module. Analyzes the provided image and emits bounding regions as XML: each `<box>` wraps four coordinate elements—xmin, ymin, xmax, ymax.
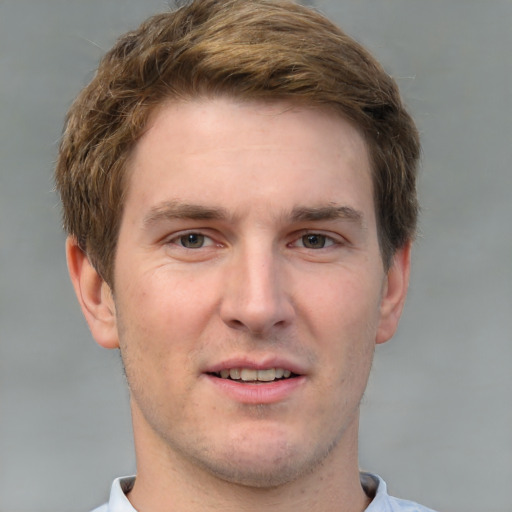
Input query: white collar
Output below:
<box><xmin>100</xmin><ymin>472</ymin><xmax>431</xmax><ymax>512</ymax></box>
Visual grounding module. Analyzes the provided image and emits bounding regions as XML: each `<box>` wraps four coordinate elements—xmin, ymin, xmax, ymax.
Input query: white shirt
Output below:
<box><xmin>91</xmin><ymin>473</ymin><xmax>438</xmax><ymax>512</ymax></box>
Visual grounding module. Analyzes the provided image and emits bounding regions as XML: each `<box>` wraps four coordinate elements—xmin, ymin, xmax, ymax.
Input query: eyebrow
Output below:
<box><xmin>142</xmin><ymin>201</ymin><xmax>364</xmax><ymax>228</ymax></box>
<box><xmin>143</xmin><ymin>201</ymin><xmax>230</xmax><ymax>228</ymax></box>
<box><xmin>290</xmin><ymin>205</ymin><xmax>364</xmax><ymax>225</ymax></box>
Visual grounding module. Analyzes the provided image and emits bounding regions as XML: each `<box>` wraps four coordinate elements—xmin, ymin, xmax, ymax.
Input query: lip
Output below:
<box><xmin>203</xmin><ymin>356</ymin><xmax>308</xmax><ymax>404</ymax></box>
<box><xmin>205</xmin><ymin>356</ymin><xmax>307</xmax><ymax>376</ymax></box>
<box><xmin>204</xmin><ymin>373</ymin><xmax>306</xmax><ymax>404</ymax></box>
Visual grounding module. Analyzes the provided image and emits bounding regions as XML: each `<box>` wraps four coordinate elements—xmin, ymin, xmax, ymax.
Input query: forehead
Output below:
<box><xmin>141</xmin><ymin>97</ymin><xmax>368</xmax><ymax>155</ymax></box>
<box><xmin>125</xmin><ymin>97</ymin><xmax>374</xmax><ymax>223</ymax></box>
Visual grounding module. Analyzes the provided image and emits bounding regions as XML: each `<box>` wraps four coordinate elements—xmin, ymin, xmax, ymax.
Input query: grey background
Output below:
<box><xmin>1</xmin><ymin>1</ymin><xmax>511</xmax><ymax>511</ymax></box>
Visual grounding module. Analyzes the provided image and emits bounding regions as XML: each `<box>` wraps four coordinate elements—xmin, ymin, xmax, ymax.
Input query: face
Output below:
<box><xmin>83</xmin><ymin>98</ymin><xmax>408</xmax><ymax>488</ymax></box>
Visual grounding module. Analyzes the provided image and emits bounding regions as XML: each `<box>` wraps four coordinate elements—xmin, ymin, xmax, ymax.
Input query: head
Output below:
<box><xmin>57</xmin><ymin>1</ymin><xmax>421</xmax><ymax>498</ymax></box>
<box><xmin>55</xmin><ymin>0</ymin><xmax>420</xmax><ymax>288</ymax></box>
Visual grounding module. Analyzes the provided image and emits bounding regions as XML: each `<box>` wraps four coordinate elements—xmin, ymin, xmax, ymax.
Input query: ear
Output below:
<box><xmin>375</xmin><ymin>241</ymin><xmax>412</xmax><ymax>345</ymax></box>
<box><xmin>66</xmin><ymin>237</ymin><xmax>119</xmax><ymax>349</ymax></box>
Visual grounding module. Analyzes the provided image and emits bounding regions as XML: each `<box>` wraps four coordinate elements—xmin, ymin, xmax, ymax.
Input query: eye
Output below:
<box><xmin>298</xmin><ymin>233</ymin><xmax>335</xmax><ymax>249</ymax></box>
<box><xmin>176</xmin><ymin>233</ymin><xmax>212</xmax><ymax>249</ymax></box>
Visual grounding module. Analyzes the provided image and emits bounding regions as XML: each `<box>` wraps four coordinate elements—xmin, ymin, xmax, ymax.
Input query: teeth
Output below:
<box><xmin>218</xmin><ymin>368</ymin><xmax>293</xmax><ymax>382</ymax></box>
<box><xmin>254</xmin><ymin>368</ymin><xmax>276</xmax><ymax>382</ymax></box>
<box><xmin>240</xmin><ymin>368</ymin><xmax>258</xmax><ymax>381</ymax></box>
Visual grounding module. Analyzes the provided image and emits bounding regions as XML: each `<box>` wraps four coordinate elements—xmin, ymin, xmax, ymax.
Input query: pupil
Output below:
<box><xmin>181</xmin><ymin>233</ymin><xmax>204</xmax><ymax>248</ymax></box>
<box><xmin>304</xmin><ymin>234</ymin><xmax>325</xmax><ymax>248</ymax></box>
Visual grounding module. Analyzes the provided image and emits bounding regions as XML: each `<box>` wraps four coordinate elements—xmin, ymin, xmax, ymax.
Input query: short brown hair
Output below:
<box><xmin>55</xmin><ymin>0</ymin><xmax>420</xmax><ymax>285</ymax></box>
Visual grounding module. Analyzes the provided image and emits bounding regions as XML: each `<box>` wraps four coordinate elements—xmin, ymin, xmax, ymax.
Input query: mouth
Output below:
<box><xmin>208</xmin><ymin>367</ymin><xmax>299</xmax><ymax>383</ymax></box>
<box><xmin>205</xmin><ymin>362</ymin><xmax>305</xmax><ymax>403</ymax></box>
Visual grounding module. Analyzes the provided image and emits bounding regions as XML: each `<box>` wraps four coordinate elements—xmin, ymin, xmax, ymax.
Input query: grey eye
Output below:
<box><xmin>302</xmin><ymin>234</ymin><xmax>327</xmax><ymax>249</ymax></box>
<box><xmin>180</xmin><ymin>233</ymin><xmax>205</xmax><ymax>248</ymax></box>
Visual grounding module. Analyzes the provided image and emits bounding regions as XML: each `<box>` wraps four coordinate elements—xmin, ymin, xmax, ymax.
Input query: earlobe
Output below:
<box><xmin>376</xmin><ymin>242</ymin><xmax>412</xmax><ymax>345</ymax></box>
<box><xmin>66</xmin><ymin>237</ymin><xmax>120</xmax><ymax>349</ymax></box>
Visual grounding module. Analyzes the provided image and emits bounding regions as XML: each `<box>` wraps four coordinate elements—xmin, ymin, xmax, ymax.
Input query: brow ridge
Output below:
<box><xmin>290</xmin><ymin>205</ymin><xmax>364</xmax><ymax>224</ymax></box>
<box><xmin>143</xmin><ymin>201</ymin><xmax>364</xmax><ymax>228</ymax></box>
<box><xmin>143</xmin><ymin>201</ymin><xmax>230</xmax><ymax>227</ymax></box>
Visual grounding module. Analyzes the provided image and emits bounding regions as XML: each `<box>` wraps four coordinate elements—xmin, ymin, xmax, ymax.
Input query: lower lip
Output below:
<box><xmin>205</xmin><ymin>375</ymin><xmax>306</xmax><ymax>404</ymax></box>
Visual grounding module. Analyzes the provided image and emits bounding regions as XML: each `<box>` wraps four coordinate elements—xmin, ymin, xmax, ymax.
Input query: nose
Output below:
<box><xmin>219</xmin><ymin>245</ymin><xmax>294</xmax><ymax>335</ymax></box>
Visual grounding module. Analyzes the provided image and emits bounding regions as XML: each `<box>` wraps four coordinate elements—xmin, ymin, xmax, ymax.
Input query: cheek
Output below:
<box><xmin>117</xmin><ymin>266</ymin><xmax>215</xmax><ymax>335</ymax></box>
<box><xmin>296</xmin><ymin>269</ymin><xmax>383</xmax><ymax>392</ymax></box>
<box><xmin>113</xmin><ymin>280</ymin><xmax>196</xmax><ymax>415</ymax></box>
<box><xmin>298</xmin><ymin>268</ymin><xmax>383</xmax><ymax>338</ymax></box>
<box><xmin>113</xmin><ymin>266</ymin><xmax>223</xmax><ymax>397</ymax></box>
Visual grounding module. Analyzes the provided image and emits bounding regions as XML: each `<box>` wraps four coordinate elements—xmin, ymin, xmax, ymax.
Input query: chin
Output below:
<box><xmin>197</xmin><ymin>454</ymin><xmax>309</xmax><ymax>489</ymax></box>
<box><xmin>191</xmin><ymin>427</ymin><xmax>338</xmax><ymax>489</ymax></box>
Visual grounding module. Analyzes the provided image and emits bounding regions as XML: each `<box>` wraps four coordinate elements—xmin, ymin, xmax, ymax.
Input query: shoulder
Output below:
<box><xmin>90</xmin><ymin>505</ymin><xmax>109</xmax><ymax>512</ymax></box>
<box><xmin>89</xmin><ymin>475</ymin><xmax>136</xmax><ymax>512</ymax></box>
<box><xmin>362</xmin><ymin>472</ymin><xmax>438</xmax><ymax>512</ymax></box>
<box><xmin>387</xmin><ymin>495</ymin><xmax>438</xmax><ymax>512</ymax></box>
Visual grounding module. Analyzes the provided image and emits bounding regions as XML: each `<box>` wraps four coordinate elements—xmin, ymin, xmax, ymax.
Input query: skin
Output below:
<box><xmin>67</xmin><ymin>97</ymin><xmax>410</xmax><ymax>512</ymax></box>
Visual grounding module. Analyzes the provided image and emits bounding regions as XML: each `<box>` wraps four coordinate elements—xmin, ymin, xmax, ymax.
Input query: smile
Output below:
<box><xmin>205</xmin><ymin>363</ymin><xmax>306</xmax><ymax>403</ymax></box>
<box><xmin>213</xmin><ymin>368</ymin><xmax>295</xmax><ymax>382</ymax></box>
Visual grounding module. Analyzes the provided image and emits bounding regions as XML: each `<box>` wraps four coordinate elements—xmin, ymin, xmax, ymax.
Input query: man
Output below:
<box><xmin>55</xmin><ymin>1</ymin><xmax>436</xmax><ymax>510</ymax></box>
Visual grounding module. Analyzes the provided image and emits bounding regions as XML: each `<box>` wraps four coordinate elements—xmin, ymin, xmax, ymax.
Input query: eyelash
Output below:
<box><xmin>288</xmin><ymin>230</ymin><xmax>347</xmax><ymax>251</ymax></box>
<box><xmin>167</xmin><ymin>232</ymin><xmax>217</xmax><ymax>249</ymax></box>
<box><xmin>290</xmin><ymin>232</ymin><xmax>339</xmax><ymax>250</ymax></box>
<box><xmin>166</xmin><ymin>230</ymin><xmax>342</xmax><ymax>251</ymax></box>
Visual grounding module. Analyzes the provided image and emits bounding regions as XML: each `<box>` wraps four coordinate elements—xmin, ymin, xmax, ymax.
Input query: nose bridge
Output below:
<box><xmin>220</xmin><ymin>237</ymin><xmax>292</xmax><ymax>334</ymax></box>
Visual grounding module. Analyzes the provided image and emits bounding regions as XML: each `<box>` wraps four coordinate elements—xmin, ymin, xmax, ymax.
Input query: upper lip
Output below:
<box><xmin>204</xmin><ymin>356</ymin><xmax>307</xmax><ymax>376</ymax></box>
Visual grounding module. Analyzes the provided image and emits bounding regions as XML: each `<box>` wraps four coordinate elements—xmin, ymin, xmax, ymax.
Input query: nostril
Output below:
<box><xmin>226</xmin><ymin>319</ymin><xmax>245</xmax><ymax>330</ymax></box>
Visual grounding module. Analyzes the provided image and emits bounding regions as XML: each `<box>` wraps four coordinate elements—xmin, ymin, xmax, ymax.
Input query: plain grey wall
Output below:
<box><xmin>1</xmin><ymin>1</ymin><xmax>511</xmax><ymax>511</ymax></box>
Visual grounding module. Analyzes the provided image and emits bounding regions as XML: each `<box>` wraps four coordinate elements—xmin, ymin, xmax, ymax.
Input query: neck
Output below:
<box><xmin>128</xmin><ymin>409</ymin><xmax>371</xmax><ymax>512</ymax></box>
